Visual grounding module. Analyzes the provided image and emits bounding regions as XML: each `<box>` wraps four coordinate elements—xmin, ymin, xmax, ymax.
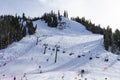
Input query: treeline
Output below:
<box><xmin>104</xmin><ymin>28</ymin><xmax>120</xmax><ymax>54</ymax></box>
<box><xmin>71</xmin><ymin>17</ymin><xmax>120</xmax><ymax>55</ymax></box>
<box><xmin>1</xmin><ymin>11</ymin><xmax>120</xmax><ymax>55</ymax></box>
<box><xmin>71</xmin><ymin>17</ymin><xmax>104</xmax><ymax>34</ymax></box>
<box><xmin>0</xmin><ymin>14</ymin><xmax>36</xmax><ymax>49</ymax></box>
<box><xmin>41</xmin><ymin>11</ymin><xmax>120</xmax><ymax>55</ymax></box>
<box><xmin>41</xmin><ymin>10</ymin><xmax>68</xmax><ymax>28</ymax></box>
<box><xmin>0</xmin><ymin>11</ymin><xmax>68</xmax><ymax>50</ymax></box>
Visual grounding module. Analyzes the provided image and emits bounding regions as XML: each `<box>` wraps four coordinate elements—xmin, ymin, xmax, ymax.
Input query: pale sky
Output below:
<box><xmin>0</xmin><ymin>0</ymin><xmax>120</xmax><ymax>31</ymax></box>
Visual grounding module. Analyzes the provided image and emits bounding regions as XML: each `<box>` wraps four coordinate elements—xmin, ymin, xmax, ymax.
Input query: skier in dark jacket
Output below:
<box><xmin>81</xmin><ymin>69</ymin><xmax>85</xmax><ymax>77</ymax></box>
<box><xmin>14</xmin><ymin>76</ymin><xmax>16</xmax><ymax>80</ymax></box>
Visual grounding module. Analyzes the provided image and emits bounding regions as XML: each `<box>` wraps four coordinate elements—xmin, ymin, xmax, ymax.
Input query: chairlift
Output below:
<box><xmin>82</xmin><ymin>55</ymin><xmax>85</xmax><ymax>56</ymax></box>
<box><xmin>96</xmin><ymin>56</ymin><xmax>100</xmax><ymax>58</ymax></box>
<box><xmin>104</xmin><ymin>58</ymin><xmax>109</xmax><ymax>62</ymax></box>
<box><xmin>69</xmin><ymin>53</ymin><xmax>74</xmax><ymax>56</ymax></box>
<box><xmin>48</xmin><ymin>48</ymin><xmax>51</xmax><ymax>50</ymax></box>
<box><xmin>89</xmin><ymin>57</ymin><xmax>92</xmax><ymax>60</ymax></box>
<box><xmin>63</xmin><ymin>51</ymin><xmax>66</xmax><ymax>53</ymax></box>
<box><xmin>43</xmin><ymin>43</ymin><xmax>48</xmax><ymax>46</ymax></box>
<box><xmin>52</xmin><ymin>48</ymin><xmax>55</xmax><ymax>51</ymax></box>
<box><xmin>46</xmin><ymin>58</ymin><xmax>49</xmax><ymax>62</ymax></box>
<box><xmin>77</xmin><ymin>55</ymin><xmax>81</xmax><ymax>58</ymax></box>
<box><xmin>3</xmin><ymin>62</ymin><xmax>6</xmax><ymax>66</ymax></box>
<box><xmin>117</xmin><ymin>58</ymin><xmax>120</xmax><ymax>61</ymax></box>
<box><xmin>57</xmin><ymin>49</ymin><xmax>60</xmax><ymax>51</ymax></box>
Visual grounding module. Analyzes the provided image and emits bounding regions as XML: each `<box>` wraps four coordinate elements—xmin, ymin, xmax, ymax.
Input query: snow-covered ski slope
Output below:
<box><xmin>0</xmin><ymin>18</ymin><xmax>120</xmax><ymax>80</ymax></box>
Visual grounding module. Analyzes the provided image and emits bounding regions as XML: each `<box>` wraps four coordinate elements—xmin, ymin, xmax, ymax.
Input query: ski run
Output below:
<box><xmin>0</xmin><ymin>17</ymin><xmax>120</xmax><ymax>80</ymax></box>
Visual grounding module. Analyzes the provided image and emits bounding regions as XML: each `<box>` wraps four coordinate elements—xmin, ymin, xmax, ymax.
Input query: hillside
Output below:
<box><xmin>0</xmin><ymin>17</ymin><xmax>120</xmax><ymax>80</ymax></box>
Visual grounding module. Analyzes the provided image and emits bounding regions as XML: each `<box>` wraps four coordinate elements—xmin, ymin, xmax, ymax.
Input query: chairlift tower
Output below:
<box><xmin>54</xmin><ymin>44</ymin><xmax>60</xmax><ymax>63</ymax></box>
<box><xmin>43</xmin><ymin>43</ymin><xmax>48</xmax><ymax>54</ymax></box>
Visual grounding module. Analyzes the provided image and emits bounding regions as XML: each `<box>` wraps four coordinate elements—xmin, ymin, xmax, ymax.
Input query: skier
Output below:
<box><xmin>39</xmin><ymin>65</ymin><xmax>41</xmax><ymax>68</ymax></box>
<box><xmin>39</xmin><ymin>65</ymin><xmax>42</xmax><ymax>73</ymax></box>
<box><xmin>13</xmin><ymin>76</ymin><xmax>16</xmax><ymax>80</ymax></box>
<box><xmin>23</xmin><ymin>73</ymin><xmax>26</xmax><ymax>77</ymax></box>
<box><xmin>105</xmin><ymin>77</ymin><xmax>107</xmax><ymax>80</ymax></box>
<box><xmin>81</xmin><ymin>69</ymin><xmax>85</xmax><ymax>77</ymax></box>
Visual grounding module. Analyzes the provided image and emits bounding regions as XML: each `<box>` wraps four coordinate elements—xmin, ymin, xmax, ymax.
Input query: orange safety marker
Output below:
<box><xmin>103</xmin><ymin>67</ymin><xmax>108</xmax><ymax>71</ymax></box>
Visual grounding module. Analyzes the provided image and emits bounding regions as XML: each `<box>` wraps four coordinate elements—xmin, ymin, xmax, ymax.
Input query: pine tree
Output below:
<box><xmin>112</xmin><ymin>29</ymin><xmax>120</xmax><ymax>53</ymax></box>
<box><xmin>63</xmin><ymin>10</ymin><xmax>68</xmax><ymax>18</ymax></box>
<box><xmin>0</xmin><ymin>15</ymin><xmax>36</xmax><ymax>49</ymax></box>
<box><xmin>22</xmin><ymin>13</ymin><xmax>26</xmax><ymax>20</ymax></box>
<box><xmin>22</xmin><ymin>27</ymin><xmax>26</xmax><ymax>37</ymax></box>
<box><xmin>104</xmin><ymin>26</ymin><xmax>112</xmax><ymax>51</ymax></box>
<box><xmin>58</xmin><ymin>10</ymin><xmax>62</xmax><ymax>21</ymax></box>
<box><xmin>41</xmin><ymin>11</ymin><xmax>58</xmax><ymax>27</ymax></box>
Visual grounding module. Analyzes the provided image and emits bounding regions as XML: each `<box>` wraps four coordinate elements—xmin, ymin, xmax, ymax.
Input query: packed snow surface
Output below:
<box><xmin>0</xmin><ymin>18</ymin><xmax>120</xmax><ymax>80</ymax></box>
